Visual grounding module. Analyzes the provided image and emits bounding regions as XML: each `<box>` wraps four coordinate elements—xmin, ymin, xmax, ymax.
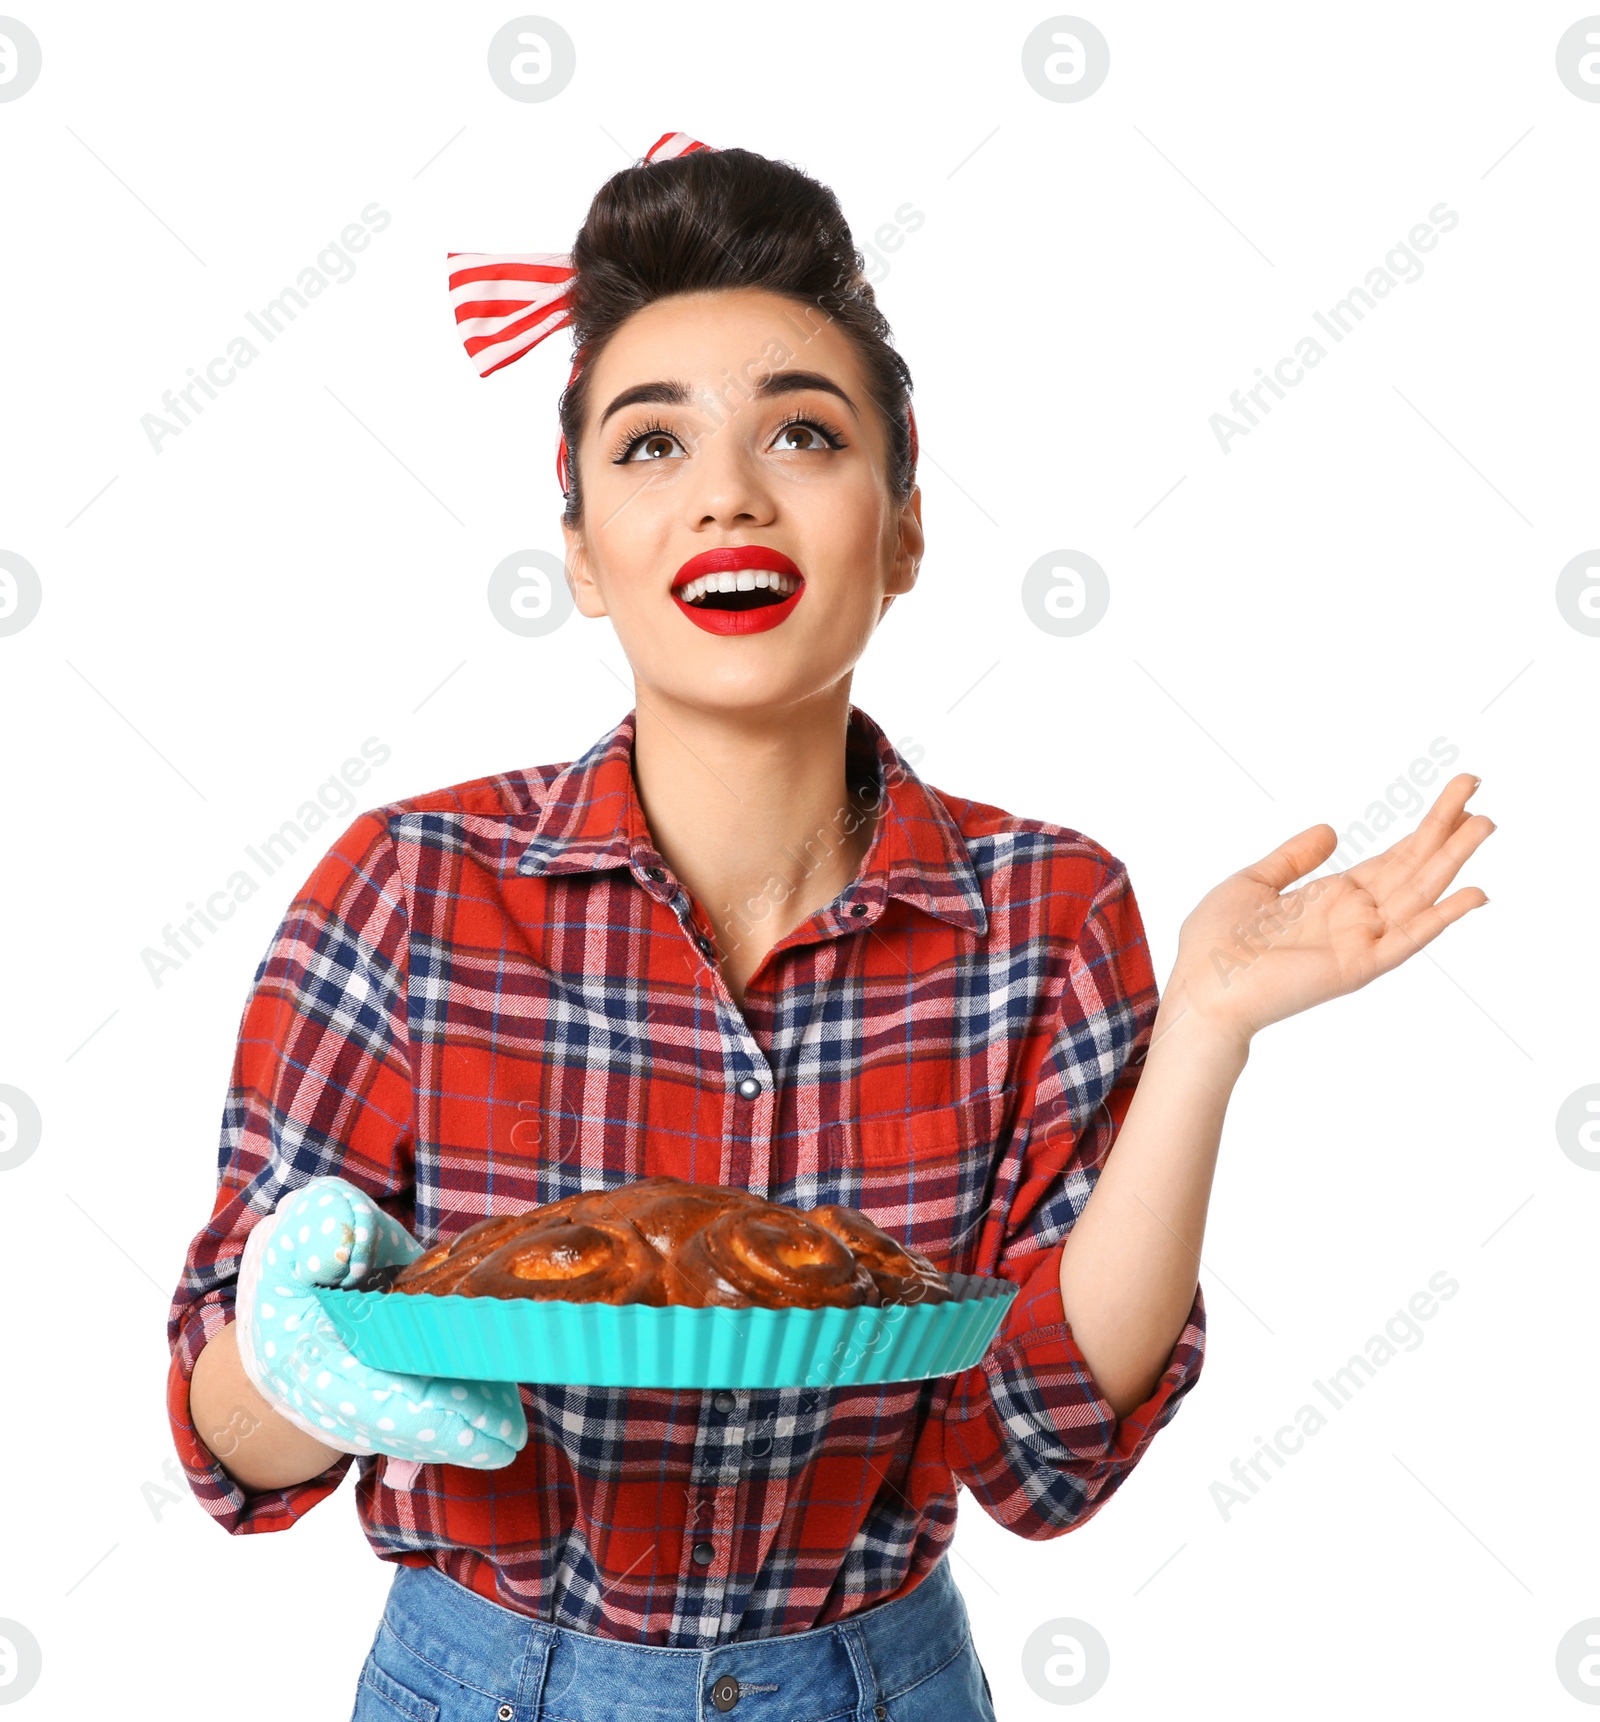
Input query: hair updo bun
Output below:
<box><xmin>557</xmin><ymin>145</ymin><xmax>915</xmax><ymax>526</ymax></box>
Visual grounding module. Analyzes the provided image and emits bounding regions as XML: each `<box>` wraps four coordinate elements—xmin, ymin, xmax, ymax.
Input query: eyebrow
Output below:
<box><xmin>596</xmin><ymin>369</ymin><xmax>860</xmax><ymax>430</ymax></box>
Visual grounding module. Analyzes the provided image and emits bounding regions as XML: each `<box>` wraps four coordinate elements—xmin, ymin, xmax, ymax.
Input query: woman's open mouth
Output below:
<box><xmin>670</xmin><ymin>546</ymin><xmax>805</xmax><ymax>636</ymax></box>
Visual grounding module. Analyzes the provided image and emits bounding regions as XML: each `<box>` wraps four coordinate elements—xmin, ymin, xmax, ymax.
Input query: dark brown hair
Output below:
<box><xmin>557</xmin><ymin>145</ymin><xmax>915</xmax><ymax>527</ymax></box>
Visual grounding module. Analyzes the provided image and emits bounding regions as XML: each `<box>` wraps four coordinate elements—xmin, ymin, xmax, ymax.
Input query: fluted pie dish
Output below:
<box><xmin>309</xmin><ymin>1174</ymin><xmax>1018</xmax><ymax>1388</ymax></box>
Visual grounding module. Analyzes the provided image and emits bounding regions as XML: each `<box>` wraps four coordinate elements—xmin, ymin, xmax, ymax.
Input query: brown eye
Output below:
<box><xmin>615</xmin><ymin>425</ymin><xmax>689</xmax><ymax>464</ymax></box>
<box><xmin>771</xmin><ymin>416</ymin><xmax>843</xmax><ymax>454</ymax></box>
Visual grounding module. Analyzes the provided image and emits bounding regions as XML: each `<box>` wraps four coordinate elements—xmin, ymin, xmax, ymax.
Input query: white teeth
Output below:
<box><xmin>678</xmin><ymin>569</ymin><xmax>799</xmax><ymax>603</ymax></box>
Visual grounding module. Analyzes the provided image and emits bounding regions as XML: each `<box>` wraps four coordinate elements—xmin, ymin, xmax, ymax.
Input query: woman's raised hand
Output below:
<box><xmin>1160</xmin><ymin>772</ymin><xmax>1494</xmax><ymax>1052</ymax></box>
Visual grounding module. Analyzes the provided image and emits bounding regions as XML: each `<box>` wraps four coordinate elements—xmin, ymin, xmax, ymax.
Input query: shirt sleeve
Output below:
<box><xmin>165</xmin><ymin>809</ymin><xmax>420</xmax><ymax>1535</ymax></box>
<box><xmin>942</xmin><ymin>857</ymin><xmax>1207</xmax><ymax>1539</ymax></box>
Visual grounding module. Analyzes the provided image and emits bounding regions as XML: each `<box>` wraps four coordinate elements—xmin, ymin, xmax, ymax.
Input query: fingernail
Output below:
<box><xmin>1471</xmin><ymin>776</ymin><xmax>1482</xmax><ymax>790</ymax></box>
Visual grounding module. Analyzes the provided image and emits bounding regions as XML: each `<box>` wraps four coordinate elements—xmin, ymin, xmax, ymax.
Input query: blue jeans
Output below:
<box><xmin>350</xmin><ymin>1552</ymin><xmax>997</xmax><ymax>1722</ymax></box>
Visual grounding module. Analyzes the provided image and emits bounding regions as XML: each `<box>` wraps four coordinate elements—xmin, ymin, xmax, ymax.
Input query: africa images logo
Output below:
<box><xmin>1209</xmin><ymin>1269</ymin><xmax>1460</xmax><ymax>1521</ymax></box>
<box><xmin>140</xmin><ymin>203</ymin><xmax>392</xmax><ymax>453</ymax></box>
<box><xmin>1208</xmin><ymin>203</ymin><xmax>1461</xmax><ymax>454</ymax></box>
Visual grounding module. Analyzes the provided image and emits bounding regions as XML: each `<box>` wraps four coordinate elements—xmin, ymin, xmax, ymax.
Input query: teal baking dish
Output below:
<box><xmin>309</xmin><ymin>1269</ymin><xmax>1018</xmax><ymax>1389</ymax></box>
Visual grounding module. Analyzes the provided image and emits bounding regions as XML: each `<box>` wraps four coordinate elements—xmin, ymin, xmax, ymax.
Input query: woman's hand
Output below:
<box><xmin>234</xmin><ymin>1177</ymin><xmax>528</xmax><ymax>1478</ymax></box>
<box><xmin>1160</xmin><ymin>771</ymin><xmax>1495</xmax><ymax>1052</ymax></box>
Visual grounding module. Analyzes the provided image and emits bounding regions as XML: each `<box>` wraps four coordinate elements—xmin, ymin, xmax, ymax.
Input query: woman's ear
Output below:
<box><xmin>561</xmin><ymin>518</ymin><xmax>609</xmax><ymax>618</ymax></box>
<box><xmin>888</xmin><ymin>485</ymin><xmax>924</xmax><ymax>596</ymax></box>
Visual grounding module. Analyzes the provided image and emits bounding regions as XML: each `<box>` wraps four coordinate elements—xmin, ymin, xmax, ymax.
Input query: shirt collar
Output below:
<box><xmin>515</xmin><ymin>705</ymin><xmax>988</xmax><ymax>936</ymax></box>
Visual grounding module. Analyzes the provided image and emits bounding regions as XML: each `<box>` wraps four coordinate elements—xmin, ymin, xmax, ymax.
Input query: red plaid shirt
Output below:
<box><xmin>166</xmin><ymin>703</ymin><xmax>1206</xmax><ymax>1645</ymax></box>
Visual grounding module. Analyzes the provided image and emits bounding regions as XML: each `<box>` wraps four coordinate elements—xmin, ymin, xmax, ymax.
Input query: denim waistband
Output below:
<box><xmin>376</xmin><ymin>1553</ymin><xmax>973</xmax><ymax>1720</ymax></box>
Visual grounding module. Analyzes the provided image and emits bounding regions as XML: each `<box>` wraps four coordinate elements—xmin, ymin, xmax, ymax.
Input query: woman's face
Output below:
<box><xmin>561</xmin><ymin>286</ymin><xmax>923</xmax><ymax>717</ymax></box>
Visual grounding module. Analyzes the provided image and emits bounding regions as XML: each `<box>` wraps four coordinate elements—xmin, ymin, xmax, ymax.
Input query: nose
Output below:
<box><xmin>684</xmin><ymin>414</ymin><xmax>776</xmax><ymax>531</ymax></box>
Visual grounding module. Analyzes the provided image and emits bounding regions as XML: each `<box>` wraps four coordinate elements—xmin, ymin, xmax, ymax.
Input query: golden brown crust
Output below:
<box><xmin>803</xmin><ymin>1204</ymin><xmax>953</xmax><ymax>1306</ymax></box>
<box><xmin>389</xmin><ymin>1209</ymin><xmax>547</xmax><ymax>1296</ymax></box>
<box><xmin>458</xmin><ymin>1216</ymin><xmax>668</xmax><ymax>1305</ymax></box>
<box><xmin>388</xmin><ymin>1176</ymin><xmax>948</xmax><ymax>1309</ymax></box>
<box><xmin>666</xmin><ymin>1206</ymin><xmax>880</xmax><ymax>1309</ymax></box>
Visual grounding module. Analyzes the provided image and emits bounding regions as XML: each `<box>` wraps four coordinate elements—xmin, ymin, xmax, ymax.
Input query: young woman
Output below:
<box><xmin>170</xmin><ymin>134</ymin><xmax>1493</xmax><ymax>1721</ymax></box>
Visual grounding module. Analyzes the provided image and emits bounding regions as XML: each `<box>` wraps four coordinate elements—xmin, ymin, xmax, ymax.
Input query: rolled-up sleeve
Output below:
<box><xmin>165</xmin><ymin>809</ymin><xmax>420</xmax><ymax>1535</ymax></box>
<box><xmin>943</xmin><ymin>857</ymin><xmax>1207</xmax><ymax>1538</ymax></box>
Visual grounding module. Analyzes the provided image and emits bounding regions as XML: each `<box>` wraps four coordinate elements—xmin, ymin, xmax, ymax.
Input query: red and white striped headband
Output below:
<box><xmin>447</xmin><ymin>129</ymin><xmax>918</xmax><ymax>497</ymax></box>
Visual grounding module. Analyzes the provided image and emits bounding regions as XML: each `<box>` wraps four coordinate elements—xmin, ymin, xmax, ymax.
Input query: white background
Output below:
<box><xmin>1</xmin><ymin>2</ymin><xmax>1594</xmax><ymax>1717</ymax></box>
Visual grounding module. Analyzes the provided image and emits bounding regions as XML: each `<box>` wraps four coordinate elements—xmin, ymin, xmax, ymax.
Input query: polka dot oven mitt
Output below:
<box><xmin>234</xmin><ymin>1175</ymin><xmax>528</xmax><ymax>1485</ymax></box>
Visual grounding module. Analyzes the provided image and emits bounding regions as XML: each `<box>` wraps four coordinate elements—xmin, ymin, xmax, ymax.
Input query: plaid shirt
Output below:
<box><xmin>166</xmin><ymin>703</ymin><xmax>1206</xmax><ymax>1646</ymax></box>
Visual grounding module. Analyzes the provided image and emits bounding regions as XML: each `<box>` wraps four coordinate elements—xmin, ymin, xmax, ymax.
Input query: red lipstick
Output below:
<box><xmin>670</xmin><ymin>545</ymin><xmax>805</xmax><ymax>636</ymax></box>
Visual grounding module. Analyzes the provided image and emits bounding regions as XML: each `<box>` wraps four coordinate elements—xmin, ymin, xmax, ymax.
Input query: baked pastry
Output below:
<box><xmin>385</xmin><ymin>1209</ymin><xmax>542</xmax><ymax>1296</ymax></box>
<box><xmin>805</xmin><ymin>1204</ymin><xmax>951</xmax><ymax>1307</ymax></box>
<box><xmin>387</xmin><ymin>1173</ymin><xmax>951</xmax><ymax>1310</ymax></box>
<box><xmin>461</xmin><ymin>1212</ymin><xmax>672</xmax><ymax>1305</ymax></box>
<box><xmin>664</xmin><ymin>1202</ymin><xmax>877</xmax><ymax>1309</ymax></box>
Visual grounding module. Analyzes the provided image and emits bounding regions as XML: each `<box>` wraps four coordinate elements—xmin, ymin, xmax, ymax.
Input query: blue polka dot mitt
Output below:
<box><xmin>234</xmin><ymin>1175</ymin><xmax>528</xmax><ymax>1484</ymax></box>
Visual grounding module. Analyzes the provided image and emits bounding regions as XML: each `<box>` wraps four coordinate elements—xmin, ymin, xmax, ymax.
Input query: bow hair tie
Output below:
<box><xmin>447</xmin><ymin>129</ymin><xmax>916</xmax><ymax>494</ymax></box>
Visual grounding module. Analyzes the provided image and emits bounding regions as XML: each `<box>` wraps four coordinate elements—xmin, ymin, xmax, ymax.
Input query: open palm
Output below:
<box><xmin>1166</xmin><ymin>772</ymin><xmax>1495</xmax><ymax>1047</ymax></box>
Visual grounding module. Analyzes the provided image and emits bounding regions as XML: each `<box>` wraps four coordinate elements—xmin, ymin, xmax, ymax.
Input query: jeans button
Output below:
<box><xmin>735</xmin><ymin>1076</ymin><xmax>761</xmax><ymax>1099</ymax></box>
<box><xmin>711</xmin><ymin>1673</ymin><xmax>741</xmax><ymax>1710</ymax></box>
<box><xmin>693</xmin><ymin>1539</ymin><xmax>715</xmax><ymax>1565</ymax></box>
<box><xmin>498</xmin><ymin>1708</ymin><xmax>514</xmax><ymax>1721</ymax></box>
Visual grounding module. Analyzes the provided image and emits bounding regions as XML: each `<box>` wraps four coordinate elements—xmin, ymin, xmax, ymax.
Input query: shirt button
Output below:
<box><xmin>692</xmin><ymin>1539</ymin><xmax>715</xmax><ymax>1565</ymax></box>
<box><xmin>849</xmin><ymin>902</ymin><xmax>868</xmax><ymax>917</ymax></box>
<box><xmin>735</xmin><ymin>1076</ymin><xmax>761</xmax><ymax>1099</ymax></box>
<box><xmin>646</xmin><ymin>866</ymin><xmax>666</xmax><ymax>882</ymax></box>
<box><xmin>696</xmin><ymin>933</ymin><xmax>715</xmax><ymax>957</ymax></box>
<box><xmin>713</xmin><ymin>1391</ymin><xmax>736</xmax><ymax>1413</ymax></box>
